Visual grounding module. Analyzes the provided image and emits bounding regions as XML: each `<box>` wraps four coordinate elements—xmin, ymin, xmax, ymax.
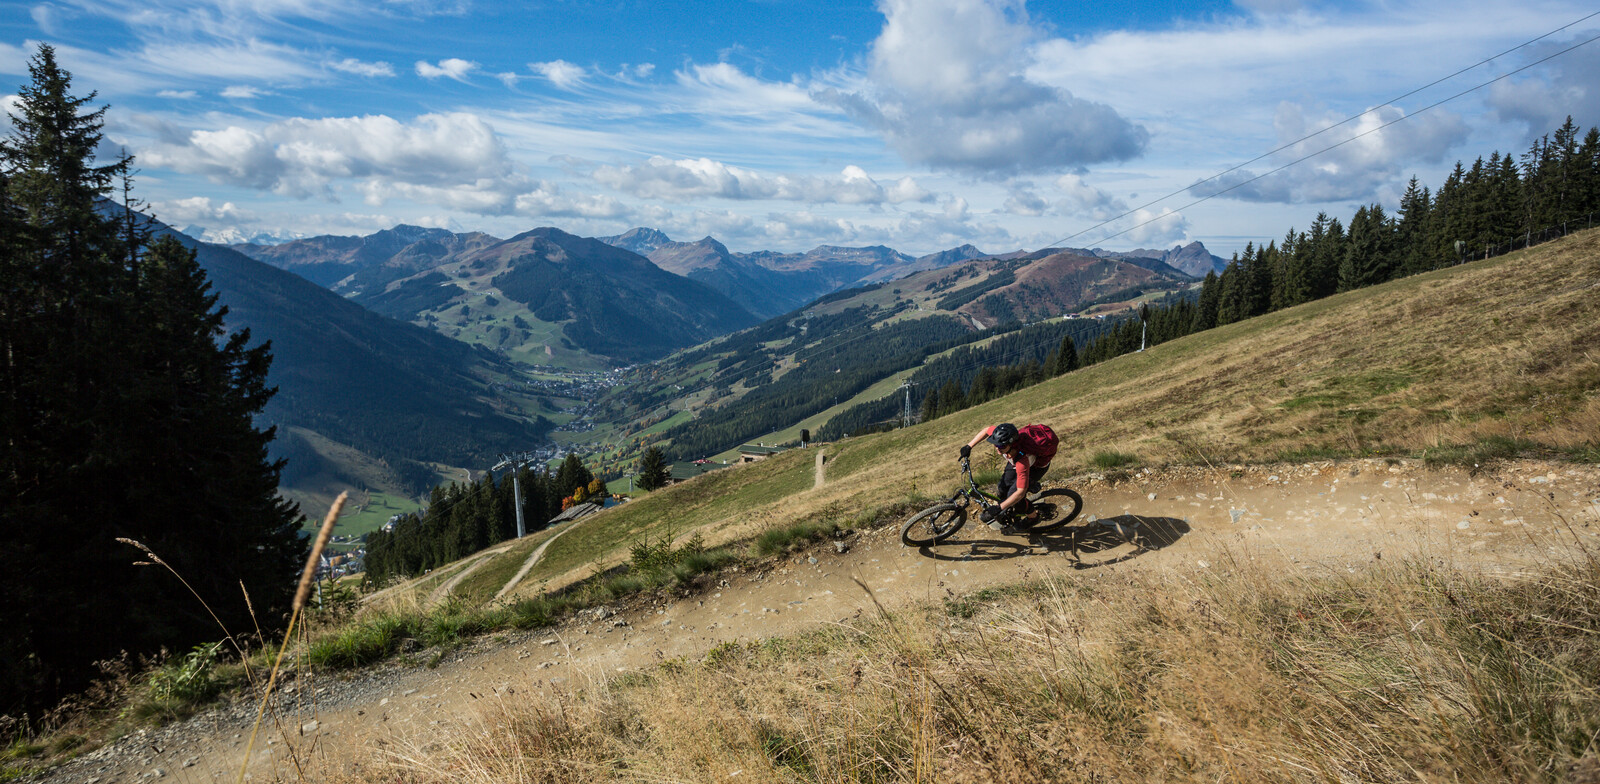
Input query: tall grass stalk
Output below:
<box><xmin>237</xmin><ymin>491</ymin><xmax>346</xmax><ymax>784</ymax></box>
<box><xmin>339</xmin><ymin>538</ymin><xmax>1600</xmax><ymax>783</ymax></box>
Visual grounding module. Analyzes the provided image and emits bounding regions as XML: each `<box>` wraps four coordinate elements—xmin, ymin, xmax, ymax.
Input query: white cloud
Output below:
<box><xmin>415</xmin><ymin>58</ymin><xmax>477</xmax><ymax>81</ymax></box>
<box><xmin>759</xmin><ymin>211</ymin><xmax>864</xmax><ymax>245</ymax></box>
<box><xmin>139</xmin><ymin>112</ymin><xmax>523</xmax><ymax>206</ymax></box>
<box><xmin>328</xmin><ymin>57</ymin><xmax>394</xmax><ymax>78</ymax></box>
<box><xmin>31</xmin><ymin>4</ymin><xmax>65</xmax><ymax>36</ymax></box>
<box><xmin>591</xmin><ymin>157</ymin><xmax>935</xmax><ymax>205</ymax></box>
<box><xmin>512</xmin><ymin>182</ymin><xmax>631</xmax><ymax>219</ymax></box>
<box><xmin>1118</xmin><ymin>208</ymin><xmax>1189</xmax><ymax>246</ymax></box>
<box><xmin>1190</xmin><ymin>102</ymin><xmax>1470</xmax><ymax>203</ymax></box>
<box><xmin>1002</xmin><ymin>185</ymin><xmax>1048</xmax><ymax>216</ymax></box>
<box><xmin>531</xmin><ymin>60</ymin><xmax>586</xmax><ymax>90</ymax></box>
<box><xmin>154</xmin><ymin>195</ymin><xmax>254</xmax><ymax>224</ymax></box>
<box><xmin>220</xmin><ymin>85</ymin><xmax>263</xmax><ymax>99</ymax></box>
<box><xmin>1485</xmin><ymin>36</ymin><xmax>1600</xmax><ymax>134</ymax></box>
<box><xmin>816</xmin><ymin>0</ymin><xmax>1147</xmax><ymax>176</ymax></box>
<box><xmin>1054</xmin><ymin>174</ymin><xmax>1124</xmax><ymax>220</ymax></box>
<box><xmin>157</xmin><ymin>89</ymin><xmax>197</xmax><ymax>99</ymax></box>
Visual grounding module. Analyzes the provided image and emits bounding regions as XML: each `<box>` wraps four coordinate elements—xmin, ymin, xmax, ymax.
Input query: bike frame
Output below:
<box><xmin>951</xmin><ymin>457</ymin><xmax>1007</xmax><ymax>517</ymax></box>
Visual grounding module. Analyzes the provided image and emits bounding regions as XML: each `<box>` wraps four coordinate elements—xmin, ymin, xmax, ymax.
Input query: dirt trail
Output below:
<box><xmin>42</xmin><ymin>459</ymin><xmax>1600</xmax><ymax>784</ymax></box>
<box><xmin>492</xmin><ymin>517</ymin><xmax>584</xmax><ymax>601</ymax></box>
<box><xmin>422</xmin><ymin>546</ymin><xmax>511</xmax><ymax>607</ymax></box>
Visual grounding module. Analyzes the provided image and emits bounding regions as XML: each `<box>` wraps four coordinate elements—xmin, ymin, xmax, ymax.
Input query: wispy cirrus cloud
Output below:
<box><xmin>328</xmin><ymin>57</ymin><xmax>394</xmax><ymax>78</ymax></box>
<box><xmin>531</xmin><ymin>60</ymin><xmax>586</xmax><ymax>90</ymax></box>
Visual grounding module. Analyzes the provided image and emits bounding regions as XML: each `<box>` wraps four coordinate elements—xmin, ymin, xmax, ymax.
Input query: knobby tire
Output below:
<box><xmin>901</xmin><ymin>503</ymin><xmax>966</xmax><ymax>546</ymax></box>
<box><xmin>1019</xmin><ymin>488</ymin><xmax>1083</xmax><ymax>533</ymax></box>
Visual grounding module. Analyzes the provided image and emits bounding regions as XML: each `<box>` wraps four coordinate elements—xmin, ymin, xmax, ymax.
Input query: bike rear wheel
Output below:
<box><xmin>1018</xmin><ymin>488</ymin><xmax>1083</xmax><ymax>533</ymax></box>
<box><xmin>901</xmin><ymin>503</ymin><xmax>966</xmax><ymax>546</ymax></box>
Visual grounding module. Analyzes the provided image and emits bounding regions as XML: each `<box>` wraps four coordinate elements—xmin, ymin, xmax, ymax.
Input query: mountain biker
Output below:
<box><xmin>959</xmin><ymin>423</ymin><xmax>1057</xmax><ymax>532</ymax></box>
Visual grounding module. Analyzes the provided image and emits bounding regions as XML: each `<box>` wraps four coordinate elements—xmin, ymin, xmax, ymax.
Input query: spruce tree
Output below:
<box><xmin>637</xmin><ymin>447</ymin><xmax>669</xmax><ymax>491</ymax></box>
<box><xmin>0</xmin><ymin>46</ymin><xmax>304</xmax><ymax>714</ymax></box>
<box><xmin>1051</xmin><ymin>335</ymin><xmax>1079</xmax><ymax>375</ymax></box>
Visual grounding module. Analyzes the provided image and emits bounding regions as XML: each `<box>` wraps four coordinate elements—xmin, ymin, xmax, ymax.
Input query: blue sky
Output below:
<box><xmin>3</xmin><ymin>0</ymin><xmax>1598</xmax><ymax>258</ymax></box>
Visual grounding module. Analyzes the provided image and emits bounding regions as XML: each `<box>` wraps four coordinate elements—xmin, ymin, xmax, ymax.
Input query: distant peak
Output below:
<box><xmin>600</xmin><ymin>227</ymin><xmax>673</xmax><ymax>254</ymax></box>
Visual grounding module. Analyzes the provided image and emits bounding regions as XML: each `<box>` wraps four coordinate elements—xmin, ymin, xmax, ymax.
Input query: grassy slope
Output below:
<box><xmin>494</xmin><ymin>229</ymin><xmax>1598</xmax><ymax>596</ymax></box>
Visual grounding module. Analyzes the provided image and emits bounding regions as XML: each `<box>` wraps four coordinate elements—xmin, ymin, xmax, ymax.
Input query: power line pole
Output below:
<box><xmin>493</xmin><ymin>450</ymin><xmax>540</xmax><ymax>538</ymax></box>
<box><xmin>899</xmin><ymin>380</ymin><xmax>914</xmax><ymax>428</ymax></box>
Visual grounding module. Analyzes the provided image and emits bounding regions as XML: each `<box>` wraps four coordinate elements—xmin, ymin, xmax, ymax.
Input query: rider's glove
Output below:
<box><xmin>959</xmin><ymin>445</ymin><xmax>971</xmax><ymax>460</ymax></box>
<box><xmin>980</xmin><ymin>507</ymin><xmax>998</xmax><ymax>523</ymax></box>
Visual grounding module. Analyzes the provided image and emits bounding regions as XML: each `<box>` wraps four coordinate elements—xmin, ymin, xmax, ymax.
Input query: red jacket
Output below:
<box><xmin>981</xmin><ymin>424</ymin><xmax>1054</xmax><ymax>493</ymax></box>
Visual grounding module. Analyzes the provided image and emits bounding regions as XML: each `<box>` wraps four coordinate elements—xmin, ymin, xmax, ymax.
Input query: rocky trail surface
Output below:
<box><xmin>36</xmin><ymin>459</ymin><xmax>1600</xmax><ymax>783</ymax></box>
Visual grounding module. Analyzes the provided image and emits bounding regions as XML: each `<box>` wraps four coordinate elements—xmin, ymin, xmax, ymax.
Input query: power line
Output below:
<box><xmin>1046</xmin><ymin>12</ymin><xmax>1600</xmax><ymax>250</ymax></box>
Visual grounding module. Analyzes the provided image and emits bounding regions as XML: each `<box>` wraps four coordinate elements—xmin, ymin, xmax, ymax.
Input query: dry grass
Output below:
<box><xmin>337</xmin><ymin>530</ymin><xmax>1600</xmax><ymax>784</ymax></box>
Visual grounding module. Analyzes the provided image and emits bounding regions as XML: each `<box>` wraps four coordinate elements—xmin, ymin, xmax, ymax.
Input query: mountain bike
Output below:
<box><xmin>900</xmin><ymin>456</ymin><xmax>1083</xmax><ymax>546</ymax></box>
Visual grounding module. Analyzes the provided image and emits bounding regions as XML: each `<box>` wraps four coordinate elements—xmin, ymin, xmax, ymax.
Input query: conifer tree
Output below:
<box><xmin>1338</xmin><ymin>204</ymin><xmax>1395</xmax><ymax>291</ymax></box>
<box><xmin>636</xmin><ymin>446</ymin><xmax>670</xmax><ymax>491</ymax></box>
<box><xmin>1192</xmin><ymin>270</ymin><xmax>1220</xmax><ymax>332</ymax></box>
<box><xmin>0</xmin><ymin>46</ymin><xmax>304</xmax><ymax>714</ymax></box>
<box><xmin>1051</xmin><ymin>334</ymin><xmax>1079</xmax><ymax>376</ymax></box>
<box><xmin>1395</xmin><ymin>177</ymin><xmax>1433</xmax><ymax>276</ymax></box>
<box><xmin>937</xmin><ymin>379</ymin><xmax>964</xmax><ymax>415</ymax></box>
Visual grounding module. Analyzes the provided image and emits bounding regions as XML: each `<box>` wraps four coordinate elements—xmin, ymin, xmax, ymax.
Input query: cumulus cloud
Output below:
<box><xmin>1485</xmin><ymin>37</ymin><xmax>1600</xmax><ymax>134</ymax></box>
<box><xmin>1002</xmin><ymin>185</ymin><xmax>1048</xmax><ymax>216</ymax></box>
<box><xmin>155</xmin><ymin>195</ymin><xmax>254</xmax><ymax>225</ymax></box>
<box><xmin>1054</xmin><ymin>174</ymin><xmax>1124</xmax><ymax>220</ymax></box>
<box><xmin>416</xmin><ymin>58</ymin><xmax>476</xmax><ymax>81</ymax></box>
<box><xmin>139</xmin><ymin>112</ymin><xmax>524</xmax><ymax>208</ymax></box>
<box><xmin>591</xmin><ymin>157</ymin><xmax>936</xmax><ymax>205</ymax></box>
<box><xmin>1189</xmin><ymin>102</ymin><xmax>1469</xmax><ymax>203</ymax></box>
<box><xmin>511</xmin><ymin>182</ymin><xmax>631</xmax><ymax>219</ymax></box>
<box><xmin>816</xmin><ymin>0</ymin><xmax>1147</xmax><ymax>177</ymax></box>
<box><xmin>759</xmin><ymin>211</ymin><xmax>864</xmax><ymax>245</ymax></box>
<box><xmin>1118</xmin><ymin>208</ymin><xmax>1189</xmax><ymax>246</ymax></box>
<box><xmin>531</xmin><ymin>60</ymin><xmax>586</xmax><ymax>90</ymax></box>
<box><xmin>328</xmin><ymin>58</ymin><xmax>394</xmax><ymax>78</ymax></box>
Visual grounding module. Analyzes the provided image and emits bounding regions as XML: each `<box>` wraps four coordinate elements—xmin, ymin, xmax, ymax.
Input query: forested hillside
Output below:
<box><xmin>186</xmin><ymin>239</ymin><xmax>555</xmax><ymax>494</ymax></box>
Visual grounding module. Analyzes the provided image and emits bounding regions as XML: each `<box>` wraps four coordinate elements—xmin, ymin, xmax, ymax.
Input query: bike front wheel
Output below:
<box><xmin>901</xmin><ymin>503</ymin><xmax>966</xmax><ymax>546</ymax></box>
<box><xmin>1019</xmin><ymin>488</ymin><xmax>1083</xmax><ymax>533</ymax></box>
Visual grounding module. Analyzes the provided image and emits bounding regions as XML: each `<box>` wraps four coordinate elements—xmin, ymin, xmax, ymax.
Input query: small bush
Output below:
<box><xmin>1091</xmin><ymin>450</ymin><xmax>1139</xmax><ymax>469</ymax></box>
<box><xmin>308</xmin><ymin>613</ymin><xmax>417</xmax><ymax>669</ymax></box>
<box><xmin>754</xmin><ymin>519</ymin><xmax>844</xmax><ymax>557</ymax></box>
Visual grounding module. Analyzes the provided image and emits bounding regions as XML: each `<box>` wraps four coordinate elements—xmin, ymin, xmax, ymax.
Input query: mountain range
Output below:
<box><xmin>233</xmin><ymin>224</ymin><xmax>1219</xmax><ymax>369</ymax></box>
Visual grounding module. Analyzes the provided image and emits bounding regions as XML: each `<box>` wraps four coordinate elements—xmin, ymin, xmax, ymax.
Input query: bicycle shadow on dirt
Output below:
<box><xmin>916</xmin><ymin>514</ymin><xmax>1190</xmax><ymax>569</ymax></box>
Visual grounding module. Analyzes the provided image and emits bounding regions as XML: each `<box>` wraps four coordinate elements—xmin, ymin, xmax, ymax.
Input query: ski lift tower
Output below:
<box><xmin>493</xmin><ymin>451</ymin><xmax>541</xmax><ymax>538</ymax></box>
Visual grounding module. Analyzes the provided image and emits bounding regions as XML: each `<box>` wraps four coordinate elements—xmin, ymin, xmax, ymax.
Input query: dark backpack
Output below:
<box><xmin>1018</xmin><ymin>424</ymin><xmax>1058</xmax><ymax>459</ymax></box>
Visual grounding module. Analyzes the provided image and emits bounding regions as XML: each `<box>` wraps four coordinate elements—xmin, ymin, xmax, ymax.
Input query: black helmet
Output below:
<box><xmin>986</xmin><ymin>423</ymin><xmax>1019</xmax><ymax>450</ymax></box>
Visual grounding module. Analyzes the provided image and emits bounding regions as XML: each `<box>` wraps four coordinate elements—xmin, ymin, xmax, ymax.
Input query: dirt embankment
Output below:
<box><xmin>34</xmin><ymin>458</ymin><xmax>1600</xmax><ymax>784</ymax></box>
